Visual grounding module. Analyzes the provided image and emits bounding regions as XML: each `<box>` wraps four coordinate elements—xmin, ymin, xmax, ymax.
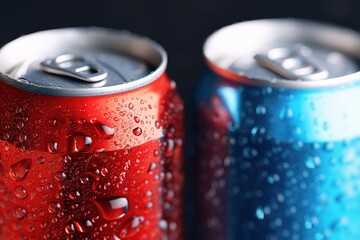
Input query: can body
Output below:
<box><xmin>0</xmin><ymin>70</ymin><xmax>184</xmax><ymax>238</ymax></box>
<box><xmin>194</xmin><ymin>68</ymin><xmax>360</xmax><ymax>240</ymax></box>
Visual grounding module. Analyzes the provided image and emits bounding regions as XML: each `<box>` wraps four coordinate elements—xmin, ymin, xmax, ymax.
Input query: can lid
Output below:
<box><xmin>0</xmin><ymin>27</ymin><xmax>167</xmax><ymax>96</ymax></box>
<box><xmin>204</xmin><ymin>19</ymin><xmax>360</xmax><ymax>89</ymax></box>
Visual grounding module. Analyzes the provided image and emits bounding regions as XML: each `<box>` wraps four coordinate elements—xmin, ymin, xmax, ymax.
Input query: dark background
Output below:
<box><xmin>0</xmin><ymin>0</ymin><xmax>359</xmax><ymax>97</ymax></box>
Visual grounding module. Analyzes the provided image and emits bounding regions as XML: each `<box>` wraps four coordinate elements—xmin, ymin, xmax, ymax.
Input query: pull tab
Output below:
<box><xmin>40</xmin><ymin>54</ymin><xmax>108</xmax><ymax>82</ymax></box>
<box><xmin>254</xmin><ymin>45</ymin><xmax>329</xmax><ymax>81</ymax></box>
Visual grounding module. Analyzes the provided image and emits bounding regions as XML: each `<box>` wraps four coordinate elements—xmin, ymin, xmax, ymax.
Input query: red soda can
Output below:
<box><xmin>0</xmin><ymin>28</ymin><xmax>184</xmax><ymax>240</ymax></box>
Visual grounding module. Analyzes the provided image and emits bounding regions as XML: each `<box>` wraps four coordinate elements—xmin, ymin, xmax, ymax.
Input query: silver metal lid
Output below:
<box><xmin>204</xmin><ymin>19</ymin><xmax>360</xmax><ymax>89</ymax></box>
<box><xmin>0</xmin><ymin>27</ymin><xmax>167</xmax><ymax>96</ymax></box>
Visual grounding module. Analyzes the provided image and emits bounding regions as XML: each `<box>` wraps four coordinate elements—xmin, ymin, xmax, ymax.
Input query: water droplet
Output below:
<box><xmin>325</xmin><ymin>142</ymin><xmax>335</xmax><ymax>151</ymax></box>
<box><xmin>92</xmin><ymin>121</ymin><xmax>115</xmax><ymax>139</ymax></box>
<box><xmin>68</xmin><ymin>191</ymin><xmax>81</xmax><ymax>200</ymax></box>
<box><xmin>85</xmin><ymin>169</ymin><xmax>101</xmax><ymax>191</ymax></box>
<box><xmin>100</xmin><ymin>168</ymin><xmax>108</xmax><ymax>176</ymax></box>
<box><xmin>14</xmin><ymin>186</ymin><xmax>27</xmax><ymax>200</ymax></box>
<box><xmin>124</xmin><ymin>145</ymin><xmax>131</xmax><ymax>155</ymax></box>
<box><xmin>10</xmin><ymin>159</ymin><xmax>32</xmax><ymax>181</ymax></box>
<box><xmin>154</xmin><ymin>150</ymin><xmax>159</xmax><ymax>156</ymax></box>
<box><xmin>36</xmin><ymin>185</ymin><xmax>44</xmax><ymax>192</ymax></box>
<box><xmin>73</xmin><ymin>220</ymin><xmax>93</xmax><ymax>233</ymax></box>
<box><xmin>158</xmin><ymin>219</ymin><xmax>168</xmax><ymax>231</ymax></box>
<box><xmin>267</xmin><ymin>174</ymin><xmax>280</xmax><ymax>184</ymax></box>
<box><xmin>277</xmin><ymin>194</ymin><xmax>285</xmax><ymax>202</ymax></box>
<box><xmin>146</xmin><ymin>202</ymin><xmax>154</xmax><ymax>209</ymax></box>
<box><xmin>93</xmin><ymin>196</ymin><xmax>129</xmax><ymax>220</ymax></box>
<box><xmin>148</xmin><ymin>162</ymin><xmax>156</xmax><ymax>174</ymax></box>
<box><xmin>251</xmin><ymin>126</ymin><xmax>266</xmax><ymax>136</ymax></box>
<box><xmin>18</xmin><ymin>133</ymin><xmax>27</xmax><ymax>142</ymax></box>
<box><xmin>73</xmin><ymin>133</ymin><xmax>92</xmax><ymax>152</ymax></box>
<box><xmin>305</xmin><ymin>156</ymin><xmax>321</xmax><ymax>169</ymax></box>
<box><xmin>132</xmin><ymin>127</ymin><xmax>142</xmax><ymax>136</ymax></box>
<box><xmin>304</xmin><ymin>220</ymin><xmax>313</xmax><ymax>229</ymax></box>
<box><xmin>65</xmin><ymin>223</ymin><xmax>75</xmax><ymax>234</ymax></box>
<box><xmin>47</xmin><ymin>140</ymin><xmax>58</xmax><ymax>154</ymax></box>
<box><xmin>279</xmin><ymin>107</ymin><xmax>293</xmax><ymax>119</ymax></box>
<box><xmin>54</xmin><ymin>171</ymin><xmax>66</xmax><ymax>182</ymax></box>
<box><xmin>128</xmin><ymin>103</ymin><xmax>134</xmax><ymax>109</ymax></box>
<box><xmin>118</xmin><ymin>216</ymin><xmax>144</xmax><ymax>238</ymax></box>
<box><xmin>14</xmin><ymin>206</ymin><xmax>27</xmax><ymax>220</ymax></box>
<box><xmin>169</xmin><ymin>222</ymin><xmax>177</xmax><ymax>231</ymax></box>
<box><xmin>28</xmin><ymin>225</ymin><xmax>35</xmax><ymax>233</ymax></box>
<box><xmin>256</xmin><ymin>207</ymin><xmax>265</xmax><ymax>220</ymax></box>
<box><xmin>242</xmin><ymin>147</ymin><xmax>258</xmax><ymax>159</ymax></box>
<box><xmin>256</xmin><ymin>105</ymin><xmax>267</xmax><ymax>115</ymax></box>
<box><xmin>165</xmin><ymin>139</ymin><xmax>175</xmax><ymax>157</ymax></box>
<box><xmin>48</xmin><ymin>202</ymin><xmax>61</xmax><ymax>213</ymax></box>
<box><xmin>113</xmin><ymin>234</ymin><xmax>121</xmax><ymax>240</ymax></box>
<box><xmin>155</xmin><ymin>121</ymin><xmax>160</xmax><ymax>129</ymax></box>
<box><xmin>36</xmin><ymin>157</ymin><xmax>45</xmax><ymax>164</ymax></box>
<box><xmin>134</xmin><ymin>116</ymin><xmax>140</xmax><ymax>123</ymax></box>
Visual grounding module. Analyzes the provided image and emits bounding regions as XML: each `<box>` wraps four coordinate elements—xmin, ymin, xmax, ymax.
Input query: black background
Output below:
<box><xmin>0</xmin><ymin>0</ymin><xmax>359</xmax><ymax>98</ymax></box>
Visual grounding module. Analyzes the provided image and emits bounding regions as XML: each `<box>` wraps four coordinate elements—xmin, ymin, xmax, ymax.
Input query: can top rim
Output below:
<box><xmin>204</xmin><ymin>18</ymin><xmax>360</xmax><ymax>89</ymax></box>
<box><xmin>0</xmin><ymin>27</ymin><xmax>167</xmax><ymax>96</ymax></box>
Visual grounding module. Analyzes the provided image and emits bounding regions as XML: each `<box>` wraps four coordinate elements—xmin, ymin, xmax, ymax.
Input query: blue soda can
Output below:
<box><xmin>194</xmin><ymin>19</ymin><xmax>360</xmax><ymax>240</ymax></box>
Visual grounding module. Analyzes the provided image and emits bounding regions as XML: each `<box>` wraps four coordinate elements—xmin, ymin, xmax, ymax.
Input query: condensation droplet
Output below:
<box><xmin>48</xmin><ymin>202</ymin><xmax>61</xmax><ymax>213</ymax></box>
<box><xmin>128</xmin><ymin>103</ymin><xmax>134</xmax><ymax>109</ymax></box>
<box><xmin>155</xmin><ymin>121</ymin><xmax>160</xmax><ymax>129</ymax></box>
<box><xmin>99</xmin><ymin>168</ymin><xmax>108</xmax><ymax>177</ymax></box>
<box><xmin>118</xmin><ymin>216</ymin><xmax>144</xmax><ymax>238</ymax></box>
<box><xmin>256</xmin><ymin>105</ymin><xmax>267</xmax><ymax>115</ymax></box>
<box><xmin>73</xmin><ymin>133</ymin><xmax>92</xmax><ymax>152</ymax></box>
<box><xmin>14</xmin><ymin>186</ymin><xmax>27</xmax><ymax>200</ymax></box>
<box><xmin>158</xmin><ymin>219</ymin><xmax>168</xmax><ymax>231</ymax></box>
<box><xmin>305</xmin><ymin>156</ymin><xmax>321</xmax><ymax>169</ymax></box>
<box><xmin>267</xmin><ymin>174</ymin><xmax>280</xmax><ymax>184</ymax></box>
<box><xmin>54</xmin><ymin>171</ymin><xmax>67</xmax><ymax>182</ymax></box>
<box><xmin>73</xmin><ymin>220</ymin><xmax>93</xmax><ymax>233</ymax></box>
<box><xmin>279</xmin><ymin>107</ymin><xmax>294</xmax><ymax>119</ymax></box>
<box><xmin>165</xmin><ymin>139</ymin><xmax>175</xmax><ymax>157</ymax></box>
<box><xmin>134</xmin><ymin>116</ymin><xmax>140</xmax><ymax>123</ymax></box>
<box><xmin>92</xmin><ymin>121</ymin><xmax>115</xmax><ymax>139</ymax></box>
<box><xmin>65</xmin><ymin>223</ymin><xmax>75</xmax><ymax>234</ymax></box>
<box><xmin>305</xmin><ymin>220</ymin><xmax>313</xmax><ymax>229</ymax></box>
<box><xmin>47</xmin><ymin>140</ymin><xmax>58</xmax><ymax>154</ymax></box>
<box><xmin>28</xmin><ymin>225</ymin><xmax>35</xmax><ymax>233</ymax></box>
<box><xmin>146</xmin><ymin>202</ymin><xmax>154</xmax><ymax>209</ymax></box>
<box><xmin>256</xmin><ymin>207</ymin><xmax>265</xmax><ymax>220</ymax></box>
<box><xmin>10</xmin><ymin>159</ymin><xmax>32</xmax><ymax>181</ymax></box>
<box><xmin>154</xmin><ymin>150</ymin><xmax>159</xmax><ymax>156</ymax></box>
<box><xmin>36</xmin><ymin>157</ymin><xmax>45</xmax><ymax>164</ymax></box>
<box><xmin>68</xmin><ymin>191</ymin><xmax>81</xmax><ymax>200</ymax></box>
<box><xmin>132</xmin><ymin>127</ymin><xmax>143</xmax><ymax>136</ymax></box>
<box><xmin>148</xmin><ymin>162</ymin><xmax>156</xmax><ymax>174</ymax></box>
<box><xmin>93</xmin><ymin>196</ymin><xmax>129</xmax><ymax>220</ymax></box>
<box><xmin>14</xmin><ymin>206</ymin><xmax>27</xmax><ymax>220</ymax></box>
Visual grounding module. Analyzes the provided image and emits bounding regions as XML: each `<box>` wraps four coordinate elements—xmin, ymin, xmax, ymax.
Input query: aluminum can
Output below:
<box><xmin>194</xmin><ymin>19</ymin><xmax>360</xmax><ymax>240</ymax></box>
<box><xmin>0</xmin><ymin>28</ymin><xmax>184</xmax><ymax>240</ymax></box>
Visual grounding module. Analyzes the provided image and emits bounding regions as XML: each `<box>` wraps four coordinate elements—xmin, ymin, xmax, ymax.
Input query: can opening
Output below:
<box><xmin>0</xmin><ymin>27</ymin><xmax>167</xmax><ymax>96</ymax></box>
<box><xmin>204</xmin><ymin>19</ymin><xmax>360</xmax><ymax>88</ymax></box>
<box><xmin>254</xmin><ymin>45</ymin><xmax>330</xmax><ymax>81</ymax></box>
<box><xmin>40</xmin><ymin>54</ymin><xmax>108</xmax><ymax>83</ymax></box>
